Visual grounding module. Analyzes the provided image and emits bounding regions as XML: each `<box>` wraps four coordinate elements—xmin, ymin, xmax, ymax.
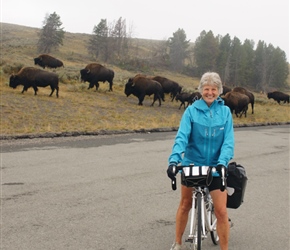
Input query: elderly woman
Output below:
<box><xmin>167</xmin><ymin>72</ymin><xmax>235</xmax><ymax>250</ymax></box>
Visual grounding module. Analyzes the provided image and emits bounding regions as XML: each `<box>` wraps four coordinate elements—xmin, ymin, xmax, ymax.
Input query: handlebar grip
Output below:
<box><xmin>171</xmin><ymin>177</ymin><xmax>177</xmax><ymax>191</ymax></box>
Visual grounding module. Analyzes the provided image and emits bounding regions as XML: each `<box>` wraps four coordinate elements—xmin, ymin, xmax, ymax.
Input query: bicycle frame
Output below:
<box><xmin>170</xmin><ymin>164</ymin><xmax>224</xmax><ymax>249</ymax></box>
<box><xmin>186</xmin><ymin>186</ymin><xmax>218</xmax><ymax>249</ymax></box>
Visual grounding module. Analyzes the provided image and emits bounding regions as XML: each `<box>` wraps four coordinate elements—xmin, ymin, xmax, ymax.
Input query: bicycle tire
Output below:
<box><xmin>196</xmin><ymin>192</ymin><xmax>202</xmax><ymax>250</ymax></box>
<box><xmin>210</xmin><ymin>208</ymin><xmax>219</xmax><ymax>245</ymax></box>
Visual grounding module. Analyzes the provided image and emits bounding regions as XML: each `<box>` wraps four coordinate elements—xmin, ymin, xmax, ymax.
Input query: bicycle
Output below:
<box><xmin>170</xmin><ymin>164</ymin><xmax>226</xmax><ymax>250</ymax></box>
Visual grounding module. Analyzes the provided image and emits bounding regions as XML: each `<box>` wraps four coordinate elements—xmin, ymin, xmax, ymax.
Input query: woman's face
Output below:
<box><xmin>201</xmin><ymin>84</ymin><xmax>219</xmax><ymax>106</ymax></box>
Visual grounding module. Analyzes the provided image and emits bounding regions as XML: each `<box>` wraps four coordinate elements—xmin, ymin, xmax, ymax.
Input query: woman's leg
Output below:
<box><xmin>210</xmin><ymin>189</ymin><xmax>229</xmax><ymax>250</ymax></box>
<box><xmin>175</xmin><ymin>185</ymin><xmax>193</xmax><ymax>244</ymax></box>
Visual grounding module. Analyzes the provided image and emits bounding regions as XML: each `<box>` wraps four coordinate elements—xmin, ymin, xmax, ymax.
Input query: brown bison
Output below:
<box><xmin>223</xmin><ymin>91</ymin><xmax>250</xmax><ymax>118</ymax></box>
<box><xmin>232</xmin><ymin>87</ymin><xmax>255</xmax><ymax>114</ymax></box>
<box><xmin>80</xmin><ymin>63</ymin><xmax>114</xmax><ymax>91</ymax></box>
<box><xmin>9</xmin><ymin>67</ymin><xmax>59</xmax><ymax>97</ymax></box>
<box><xmin>34</xmin><ymin>54</ymin><xmax>64</xmax><ymax>69</ymax></box>
<box><xmin>124</xmin><ymin>76</ymin><xmax>164</xmax><ymax>106</ymax></box>
<box><xmin>220</xmin><ymin>85</ymin><xmax>232</xmax><ymax>96</ymax></box>
<box><xmin>267</xmin><ymin>91</ymin><xmax>290</xmax><ymax>104</ymax></box>
<box><xmin>151</xmin><ymin>76</ymin><xmax>182</xmax><ymax>101</ymax></box>
<box><xmin>175</xmin><ymin>92</ymin><xmax>201</xmax><ymax>110</ymax></box>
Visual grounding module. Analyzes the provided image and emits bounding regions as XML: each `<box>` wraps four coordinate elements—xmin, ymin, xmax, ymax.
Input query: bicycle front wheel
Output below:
<box><xmin>210</xmin><ymin>208</ymin><xmax>219</xmax><ymax>245</ymax></box>
<box><xmin>196</xmin><ymin>192</ymin><xmax>202</xmax><ymax>250</ymax></box>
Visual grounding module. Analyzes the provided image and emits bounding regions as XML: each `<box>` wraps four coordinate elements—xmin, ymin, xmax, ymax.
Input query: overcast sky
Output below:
<box><xmin>1</xmin><ymin>0</ymin><xmax>289</xmax><ymax>61</ymax></box>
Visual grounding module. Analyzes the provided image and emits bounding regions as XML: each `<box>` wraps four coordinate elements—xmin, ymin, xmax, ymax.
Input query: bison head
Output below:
<box><xmin>34</xmin><ymin>57</ymin><xmax>45</xmax><ymax>68</ymax></box>
<box><xmin>124</xmin><ymin>78</ymin><xmax>134</xmax><ymax>97</ymax></box>
<box><xmin>80</xmin><ymin>69</ymin><xmax>90</xmax><ymax>82</ymax></box>
<box><xmin>9</xmin><ymin>75</ymin><xmax>19</xmax><ymax>88</ymax></box>
<box><xmin>34</xmin><ymin>57</ymin><xmax>40</xmax><ymax>63</ymax></box>
<box><xmin>267</xmin><ymin>92</ymin><xmax>272</xmax><ymax>99</ymax></box>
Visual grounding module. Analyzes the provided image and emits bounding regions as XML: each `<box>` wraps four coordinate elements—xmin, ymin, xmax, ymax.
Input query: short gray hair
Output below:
<box><xmin>198</xmin><ymin>72</ymin><xmax>223</xmax><ymax>95</ymax></box>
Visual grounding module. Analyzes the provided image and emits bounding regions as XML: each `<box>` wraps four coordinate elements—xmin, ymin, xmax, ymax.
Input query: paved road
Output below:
<box><xmin>1</xmin><ymin>125</ymin><xmax>289</xmax><ymax>250</ymax></box>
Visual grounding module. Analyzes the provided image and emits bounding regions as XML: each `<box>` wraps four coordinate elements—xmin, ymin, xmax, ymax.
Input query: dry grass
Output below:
<box><xmin>0</xmin><ymin>83</ymin><xmax>184</xmax><ymax>135</ymax></box>
<box><xmin>1</xmin><ymin>82</ymin><xmax>289</xmax><ymax>137</ymax></box>
<box><xmin>0</xmin><ymin>23</ymin><xmax>289</xmax><ymax>138</ymax></box>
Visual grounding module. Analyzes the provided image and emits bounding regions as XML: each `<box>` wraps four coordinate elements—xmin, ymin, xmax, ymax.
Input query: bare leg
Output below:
<box><xmin>175</xmin><ymin>185</ymin><xmax>193</xmax><ymax>244</ymax></box>
<box><xmin>210</xmin><ymin>189</ymin><xmax>229</xmax><ymax>250</ymax></box>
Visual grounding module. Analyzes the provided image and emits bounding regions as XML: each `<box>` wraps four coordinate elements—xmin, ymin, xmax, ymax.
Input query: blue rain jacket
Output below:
<box><xmin>168</xmin><ymin>97</ymin><xmax>234</xmax><ymax>176</ymax></box>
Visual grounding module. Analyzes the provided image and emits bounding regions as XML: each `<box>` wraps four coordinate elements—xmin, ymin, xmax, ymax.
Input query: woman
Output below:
<box><xmin>167</xmin><ymin>72</ymin><xmax>234</xmax><ymax>250</ymax></box>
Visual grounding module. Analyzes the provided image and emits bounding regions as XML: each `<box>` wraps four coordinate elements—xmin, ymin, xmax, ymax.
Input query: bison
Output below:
<box><xmin>267</xmin><ymin>91</ymin><xmax>290</xmax><ymax>104</ymax></box>
<box><xmin>232</xmin><ymin>86</ymin><xmax>255</xmax><ymax>114</ymax></box>
<box><xmin>175</xmin><ymin>92</ymin><xmax>201</xmax><ymax>110</ymax></box>
<box><xmin>151</xmin><ymin>76</ymin><xmax>182</xmax><ymax>101</ymax></box>
<box><xmin>80</xmin><ymin>63</ymin><xmax>114</xmax><ymax>91</ymax></box>
<box><xmin>9</xmin><ymin>67</ymin><xmax>59</xmax><ymax>97</ymax></box>
<box><xmin>220</xmin><ymin>85</ymin><xmax>232</xmax><ymax>96</ymax></box>
<box><xmin>34</xmin><ymin>54</ymin><xmax>64</xmax><ymax>69</ymax></box>
<box><xmin>190</xmin><ymin>92</ymin><xmax>202</xmax><ymax>103</ymax></box>
<box><xmin>124</xmin><ymin>76</ymin><xmax>164</xmax><ymax>106</ymax></box>
<box><xmin>223</xmin><ymin>91</ymin><xmax>250</xmax><ymax>118</ymax></box>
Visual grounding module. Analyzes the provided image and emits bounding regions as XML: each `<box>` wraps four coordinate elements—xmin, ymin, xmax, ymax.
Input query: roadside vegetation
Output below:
<box><xmin>1</xmin><ymin>23</ymin><xmax>289</xmax><ymax>138</ymax></box>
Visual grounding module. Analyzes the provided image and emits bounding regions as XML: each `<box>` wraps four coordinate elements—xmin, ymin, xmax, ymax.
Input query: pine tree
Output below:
<box><xmin>193</xmin><ymin>30</ymin><xmax>219</xmax><ymax>76</ymax></box>
<box><xmin>168</xmin><ymin>28</ymin><xmax>190</xmax><ymax>71</ymax></box>
<box><xmin>254</xmin><ymin>41</ymin><xmax>270</xmax><ymax>91</ymax></box>
<box><xmin>228</xmin><ymin>37</ymin><xmax>242</xmax><ymax>86</ymax></box>
<box><xmin>238</xmin><ymin>39</ymin><xmax>255</xmax><ymax>88</ymax></box>
<box><xmin>110</xmin><ymin>17</ymin><xmax>127</xmax><ymax>57</ymax></box>
<box><xmin>88</xmin><ymin>19</ymin><xmax>109</xmax><ymax>61</ymax></box>
<box><xmin>37</xmin><ymin>12</ymin><xmax>65</xmax><ymax>53</ymax></box>
<box><xmin>216</xmin><ymin>34</ymin><xmax>232</xmax><ymax>83</ymax></box>
<box><xmin>267</xmin><ymin>47</ymin><xmax>289</xmax><ymax>89</ymax></box>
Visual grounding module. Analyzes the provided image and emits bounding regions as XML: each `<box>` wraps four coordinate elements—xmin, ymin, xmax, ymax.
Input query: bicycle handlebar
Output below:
<box><xmin>170</xmin><ymin>165</ymin><xmax>227</xmax><ymax>191</ymax></box>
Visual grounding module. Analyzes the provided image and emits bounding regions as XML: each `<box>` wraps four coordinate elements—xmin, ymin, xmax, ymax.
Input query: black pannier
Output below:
<box><xmin>226</xmin><ymin>162</ymin><xmax>248</xmax><ymax>209</ymax></box>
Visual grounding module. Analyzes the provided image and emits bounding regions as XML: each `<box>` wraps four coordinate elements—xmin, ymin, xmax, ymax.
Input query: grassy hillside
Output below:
<box><xmin>1</xmin><ymin>23</ymin><xmax>289</xmax><ymax>139</ymax></box>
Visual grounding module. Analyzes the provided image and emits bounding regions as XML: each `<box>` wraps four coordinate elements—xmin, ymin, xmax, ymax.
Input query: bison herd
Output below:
<box><xmin>8</xmin><ymin>54</ymin><xmax>289</xmax><ymax>117</ymax></box>
<box><xmin>9</xmin><ymin>54</ymin><xmax>115</xmax><ymax>98</ymax></box>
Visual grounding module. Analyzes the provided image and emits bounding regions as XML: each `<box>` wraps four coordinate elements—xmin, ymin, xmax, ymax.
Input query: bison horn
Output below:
<box><xmin>87</xmin><ymin>69</ymin><xmax>90</xmax><ymax>73</ymax></box>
